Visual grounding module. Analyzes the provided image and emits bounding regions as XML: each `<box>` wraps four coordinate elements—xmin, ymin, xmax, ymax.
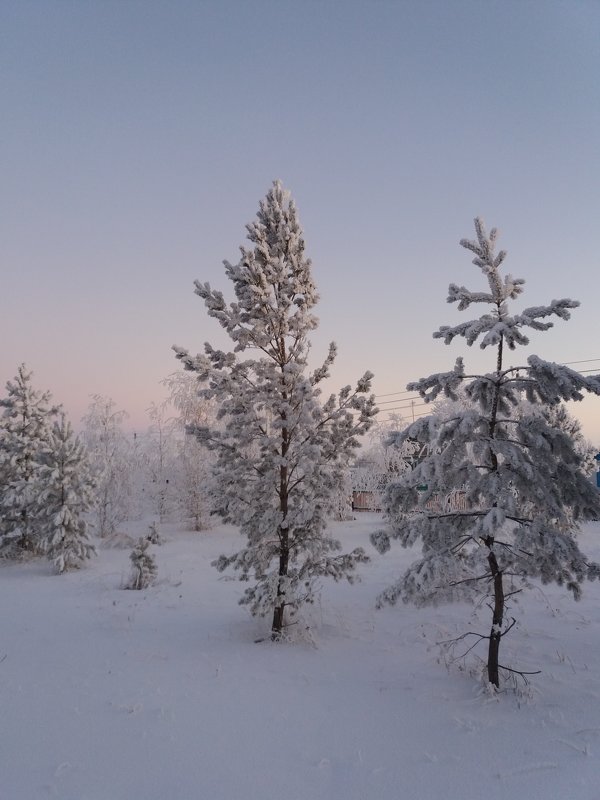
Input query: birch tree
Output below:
<box><xmin>82</xmin><ymin>395</ymin><xmax>131</xmax><ymax>537</ymax></box>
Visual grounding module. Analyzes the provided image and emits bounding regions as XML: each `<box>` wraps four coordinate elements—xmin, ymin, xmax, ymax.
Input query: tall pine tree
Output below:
<box><xmin>372</xmin><ymin>219</ymin><xmax>600</xmax><ymax>688</ymax></box>
<box><xmin>175</xmin><ymin>181</ymin><xmax>377</xmax><ymax>639</ymax></box>
<box><xmin>0</xmin><ymin>364</ymin><xmax>58</xmax><ymax>556</ymax></box>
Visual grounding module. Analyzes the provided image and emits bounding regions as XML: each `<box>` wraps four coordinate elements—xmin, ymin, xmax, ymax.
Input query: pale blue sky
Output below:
<box><xmin>2</xmin><ymin>1</ymin><xmax>600</xmax><ymax>440</ymax></box>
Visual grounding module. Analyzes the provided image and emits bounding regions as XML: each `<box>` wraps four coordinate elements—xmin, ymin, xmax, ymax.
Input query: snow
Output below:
<box><xmin>3</xmin><ymin>515</ymin><xmax>600</xmax><ymax>799</ymax></box>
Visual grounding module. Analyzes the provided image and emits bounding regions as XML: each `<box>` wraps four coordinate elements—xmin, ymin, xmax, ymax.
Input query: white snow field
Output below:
<box><xmin>2</xmin><ymin>515</ymin><xmax>600</xmax><ymax>800</ymax></box>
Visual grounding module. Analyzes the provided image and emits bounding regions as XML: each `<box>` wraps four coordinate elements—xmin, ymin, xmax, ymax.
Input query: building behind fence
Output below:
<box><xmin>351</xmin><ymin>476</ymin><xmax>468</xmax><ymax>514</ymax></box>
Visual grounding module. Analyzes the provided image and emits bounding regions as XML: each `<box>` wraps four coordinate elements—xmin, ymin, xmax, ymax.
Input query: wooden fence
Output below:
<box><xmin>352</xmin><ymin>488</ymin><xmax>468</xmax><ymax>513</ymax></box>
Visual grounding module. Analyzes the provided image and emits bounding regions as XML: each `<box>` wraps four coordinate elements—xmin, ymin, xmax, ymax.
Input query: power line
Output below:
<box><xmin>374</xmin><ymin>389</ymin><xmax>417</xmax><ymax>399</ymax></box>
<box><xmin>376</xmin><ymin>396</ymin><xmax>421</xmax><ymax>406</ymax></box>
<box><xmin>376</xmin><ymin>358</ymin><xmax>600</xmax><ymax>400</ymax></box>
<box><xmin>378</xmin><ymin>409</ymin><xmax>430</xmax><ymax>422</ymax></box>
<box><xmin>376</xmin><ymin>402</ymin><xmax>428</xmax><ymax>412</ymax></box>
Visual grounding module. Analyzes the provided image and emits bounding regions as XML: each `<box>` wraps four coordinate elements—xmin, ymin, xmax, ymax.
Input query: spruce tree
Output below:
<box><xmin>174</xmin><ymin>181</ymin><xmax>376</xmax><ymax>639</ymax></box>
<box><xmin>372</xmin><ymin>219</ymin><xmax>600</xmax><ymax>688</ymax></box>
<box><xmin>40</xmin><ymin>414</ymin><xmax>97</xmax><ymax>573</ymax></box>
<box><xmin>0</xmin><ymin>364</ymin><xmax>58</xmax><ymax>556</ymax></box>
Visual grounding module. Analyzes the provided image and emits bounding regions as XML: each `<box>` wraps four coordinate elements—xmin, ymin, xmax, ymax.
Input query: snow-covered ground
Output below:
<box><xmin>3</xmin><ymin>515</ymin><xmax>600</xmax><ymax>800</ymax></box>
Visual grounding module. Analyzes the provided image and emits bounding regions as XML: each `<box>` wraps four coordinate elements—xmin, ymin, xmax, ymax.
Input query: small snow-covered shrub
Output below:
<box><xmin>125</xmin><ymin>537</ymin><xmax>157</xmax><ymax>590</ymax></box>
<box><xmin>147</xmin><ymin>522</ymin><xmax>163</xmax><ymax>545</ymax></box>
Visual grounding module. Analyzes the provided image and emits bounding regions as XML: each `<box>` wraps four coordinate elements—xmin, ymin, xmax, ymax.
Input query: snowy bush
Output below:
<box><xmin>125</xmin><ymin>537</ymin><xmax>157</xmax><ymax>590</ymax></box>
<box><xmin>147</xmin><ymin>522</ymin><xmax>163</xmax><ymax>545</ymax></box>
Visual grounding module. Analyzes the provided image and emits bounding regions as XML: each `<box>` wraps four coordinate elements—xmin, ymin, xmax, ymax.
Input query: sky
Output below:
<box><xmin>2</xmin><ymin>0</ymin><xmax>600</xmax><ymax>442</ymax></box>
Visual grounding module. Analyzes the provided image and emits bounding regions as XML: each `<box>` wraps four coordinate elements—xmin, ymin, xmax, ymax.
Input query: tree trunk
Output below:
<box><xmin>487</xmin><ymin>549</ymin><xmax>504</xmax><ymax>688</ymax></box>
<box><xmin>272</xmin><ymin>400</ymin><xmax>289</xmax><ymax>641</ymax></box>
<box><xmin>271</xmin><ymin>543</ymin><xmax>289</xmax><ymax>639</ymax></box>
<box><xmin>486</xmin><ymin>330</ymin><xmax>504</xmax><ymax>687</ymax></box>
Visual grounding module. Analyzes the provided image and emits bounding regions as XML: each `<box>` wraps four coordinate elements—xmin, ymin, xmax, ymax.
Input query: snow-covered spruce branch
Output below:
<box><xmin>407</xmin><ymin>358</ymin><xmax>466</xmax><ymax>402</ymax></box>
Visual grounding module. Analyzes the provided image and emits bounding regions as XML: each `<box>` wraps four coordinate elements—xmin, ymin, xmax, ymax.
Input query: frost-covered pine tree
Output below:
<box><xmin>126</xmin><ymin>537</ymin><xmax>157</xmax><ymax>590</ymax></box>
<box><xmin>0</xmin><ymin>364</ymin><xmax>59</xmax><ymax>556</ymax></box>
<box><xmin>40</xmin><ymin>414</ymin><xmax>97</xmax><ymax>573</ymax></box>
<box><xmin>541</xmin><ymin>403</ymin><xmax>598</xmax><ymax>485</ymax></box>
<box><xmin>174</xmin><ymin>181</ymin><xmax>377</xmax><ymax>639</ymax></box>
<box><xmin>372</xmin><ymin>218</ymin><xmax>600</xmax><ymax>688</ymax></box>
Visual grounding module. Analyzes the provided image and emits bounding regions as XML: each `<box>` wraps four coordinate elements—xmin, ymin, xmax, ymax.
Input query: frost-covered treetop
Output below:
<box><xmin>436</xmin><ymin>218</ymin><xmax>578</xmax><ymax>351</ymax></box>
<box><xmin>193</xmin><ymin>180</ymin><xmax>318</xmax><ymax>360</ymax></box>
<box><xmin>0</xmin><ymin>363</ymin><xmax>58</xmax><ymax>423</ymax></box>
